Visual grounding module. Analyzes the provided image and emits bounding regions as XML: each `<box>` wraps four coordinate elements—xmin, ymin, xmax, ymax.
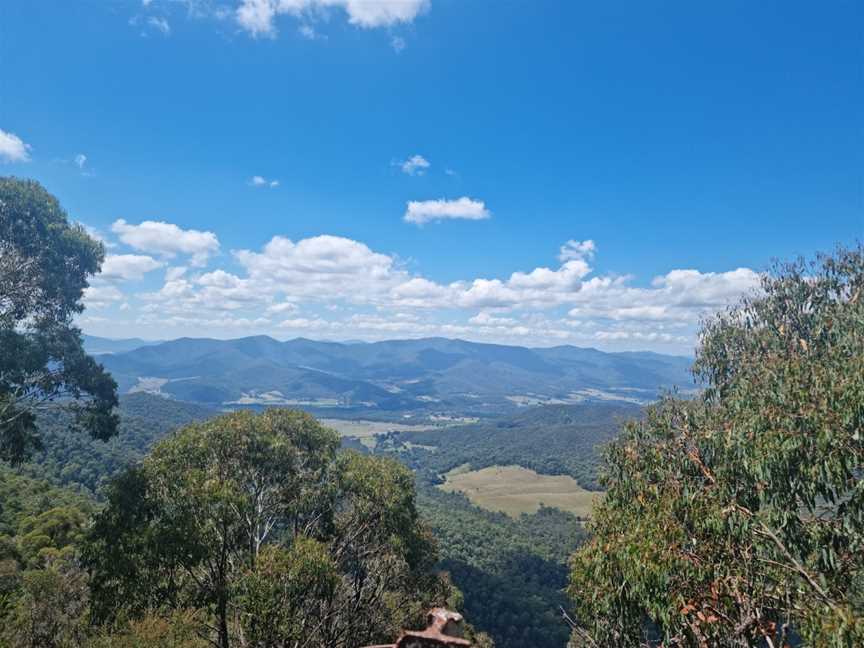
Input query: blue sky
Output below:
<box><xmin>1</xmin><ymin>0</ymin><xmax>861</xmax><ymax>353</ymax></box>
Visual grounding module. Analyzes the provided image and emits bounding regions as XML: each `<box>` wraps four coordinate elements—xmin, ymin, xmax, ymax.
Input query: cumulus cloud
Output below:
<box><xmin>651</xmin><ymin>268</ymin><xmax>759</xmax><ymax>307</ymax></box>
<box><xmin>236</xmin><ymin>0</ymin><xmax>278</xmax><ymax>36</ymax></box>
<box><xmin>97</xmin><ymin>225</ymin><xmax>761</xmax><ymax>352</ymax></box>
<box><xmin>100</xmin><ymin>254</ymin><xmax>164</xmax><ymax>281</ymax></box>
<box><xmin>399</xmin><ymin>154</ymin><xmax>430</xmax><ymax>175</ymax></box>
<box><xmin>559</xmin><ymin>239</ymin><xmax>596</xmax><ymax>262</ymax></box>
<box><xmin>0</xmin><ymin>129</ymin><xmax>31</xmax><ymax>163</ymax></box>
<box><xmin>165</xmin><ymin>266</ymin><xmax>188</xmax><ymax>281</ymax></box>
<box><xmin>404</xmin><ymin>197</ymin><xmax>491</xmax><ymax>225</ymax></box>
<box><xmin>111</xmin><ymin>219</ymin><xmax>220</xmax><ymax>266</ymax></box>
<box><xmin>236</xmin><ymin>0</ymin><xmax>430</xmax><ymax>37</ymax></box>
<box><xmin>83</xmin><ymin>285</ymin><xmax>125</xmax><ymax>309</ymax></box>
<box><xmin>142</xmin><ymin>270</ymin><xmax>265</xmax><ymax>314</ymax></box>
<box><xmin>235</xmin><ymin>234</ymin><xmax>402</xmax><ymax>302</ymax></box>
<box><xmin>267</xmin><ymin>301</ymin><xmax>297</xmax><ymax>314</ymax></box>
<box><xmin>565</xmin><ymin>267</ymin><xmax>761</xmax><ymax>323</ymax></box>
<box><xmin>468</xmin><ymin>312</ymin><xmax>518</xmax><ymax>327</ymax></box>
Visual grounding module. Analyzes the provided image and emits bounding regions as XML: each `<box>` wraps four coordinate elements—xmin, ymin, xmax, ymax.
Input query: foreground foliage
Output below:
<box><xmin>569</xmin><ymin>246</ymin><xmax>864</xmax><ymax>646</ymax></box>
<box><xmin>84</xmin><ymin>409</ymin><xmax>455</xmax><ymax>648</ymax></box>
<box><xmin>0</xmin><ymin>177</ymin><xmax>118</xmax><ymax>464</ymax></box>
<box><xmin>421</xmin><ymin>488</ymin><xmax>586</xmax><ymax>648</ymax></box>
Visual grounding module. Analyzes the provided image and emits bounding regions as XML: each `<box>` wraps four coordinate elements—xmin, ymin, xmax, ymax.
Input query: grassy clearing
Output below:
<box><xmin>320</xmin><ymin>418</ymin><xmax>437</xmax><ymax>438</ymax></box>
<box><xmin>321</xmin><ymin>418</ymin><xmax>444</xmax><ymax>449</ymax></box>
<box><xmin>438</xmin><ymin>464</ymin><xmax>600</xmax><ymax>518</ymax></box>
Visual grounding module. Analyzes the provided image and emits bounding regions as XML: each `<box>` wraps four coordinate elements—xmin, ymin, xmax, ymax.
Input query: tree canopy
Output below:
<box><xmin>85</xmin><ymin>408</ymin><xmax>454</xmax><ymax>648</ymax></box>
<box><xmin>0</xmin><ymin>177</ymin><xmax>118</xmax><ymax>463</ymax></box>
<box><xmin>568</xmin><ymin>246</ymin><xmax>864</xmax><ymax>646</ymax></box>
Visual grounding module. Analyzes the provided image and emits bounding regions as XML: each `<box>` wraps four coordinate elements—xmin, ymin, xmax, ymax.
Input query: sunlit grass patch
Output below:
<box><xmin>439</xmin><ymin>464</ymin><xmax>600</xmax><ymax>518</ymax></box>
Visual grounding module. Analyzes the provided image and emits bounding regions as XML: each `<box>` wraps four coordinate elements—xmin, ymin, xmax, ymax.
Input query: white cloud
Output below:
<box><xmin>100</xmin><ymin>254</ymin><xmax>164</xmax><ymax>281</ymax></box>
<box><xmin>388</xmin><ymin>277</ymin><xmax>452</xmax><ymax>307</ymax></box>
<box><xmin>236</xmin><ymin>0</ymin><xmax>278</xmax><ymax>36</ymax></box>
<box><xmin>83</xmin><ymin>285</ymin><xmax>125</xmax><ymax>309</ymax></box>
<box><xmin>143</xmin><ymin>268</ymin><xmax>267</xmax><ymax>314</ymax></box>
<box><xmin>79</xmin><ymin>223</ymin><xmax>114</xmax><ymax>248</ymax></box>
<box><xmin>399</xmin><ymin>154</ymin><xmax>429</xmax><ymax>175</ymax></box>
<box><xmin>404</xmin><ymin>197</ymin><xmax>491</xmax><ymax>225</ymax></box>
<box><xmin>651</xmin><ymin>268</ymin><xmax>759</xmax><ymax>307</ymax></box>
<box><xmin>564</xmin><ymin>267</ymin><xmax>761</xmax><ymax>323</ymax></box>
<box><xmin>90</xmin><ymin>225</ymin><xmax>761</xmax><ymax>352</ymax></box>
<box><xmin>249</xmin><ymin>175</ymin><xmax>279</xmax><ymax>188</ymax></box>
<box><xmin>559</xmin><ymin>239</ymin><xmax>596</xmax><ymax>262</ymax></box>
<box><xmin>468</xmin><ymin>312</ymin><xmax>518</xmax><ymax>327</ymax></box>
<box><xmin>0</xmin><ymin>129</ymin><xmax>31</xmax><ymax>163</ymax></box>
<box><xmin>277</xmin><ymin>316</ymin><xmax>335</xmax><ymax>330</ymax></box>
<box><xmin>74</xmin><ymin>153</ymin><xmax>87</xmax><ymax>169</ymax></box>
<box><xmin>148</xmin><ymin>16</ymin><xmax>171</xmax><ymax>35</ymax></box>
<box><xmin>111</xmin><ymin>219</ymin><xmax>220</xmax><ymax>266</ymax></box>
<box><xmin>165</xmin><ymin>266</ymin><xmax>187</xmax><ymax>281</ymax></box>
<box><xmin>298</xmin><ymin>24</ymin><xmax>317</xmax><ymax>39</ymax></box>
<box><xmin>236</xmin><ymin>0</ymin><xmax>430</xmax><ymax>37</ymax></box>
<box><xmin>235</xmin><ymin>234</ymin><xmax>402</xmax><ymax>302</ymax></box>
<box><xmin>267</xmin><ymin>300</ymin><xmax>297</xmax><ymax>314</ymax></box>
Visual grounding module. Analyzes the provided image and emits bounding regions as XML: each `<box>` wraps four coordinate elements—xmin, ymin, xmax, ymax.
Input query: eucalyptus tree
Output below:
<box><xmin>0</xmin><ymin>177</ymin><xmax>118</xmax><ymax>463</ymax></box>
<box><xmin>86</xmin><ymin>409</ymin><xmax>450</xmax><ymax>648</ymax></box>
<box><xmin>568</xmin><ymin>246</ymin><xmax>864</xmax><ymax>647</ymax></box>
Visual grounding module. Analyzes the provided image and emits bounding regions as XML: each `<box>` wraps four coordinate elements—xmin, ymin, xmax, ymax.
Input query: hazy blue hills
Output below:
<box><xmin>93</xmin><ymin>335</ymin><xmax>694</xmax><ymax>415</ymax></box>
<box><xmin>83</xmin><ymin>334</ymin><xmax>162</xmax><ymax>355</ymax></box>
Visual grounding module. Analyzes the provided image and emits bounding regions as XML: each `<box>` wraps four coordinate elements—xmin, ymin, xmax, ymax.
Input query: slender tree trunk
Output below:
<box><xmin>218</xmin><ymin>589</ymin><xmax>230</xmax><ymax>648</ymax></box>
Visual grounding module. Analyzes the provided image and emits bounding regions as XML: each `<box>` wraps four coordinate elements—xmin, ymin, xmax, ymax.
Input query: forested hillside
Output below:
<box><xmin>384</xmin><ymin>402</ymin><xmax>640</xmax><ymax>490</ymax></box>
<box><xmin>418</xmin><ymin>489</ymin><xmax>585</xmax><ymax>648</ymax></box>
<box><xmin>18</xmin><ymin>394</ymin><xmax>216</xmax><ymax>496</ymax></box>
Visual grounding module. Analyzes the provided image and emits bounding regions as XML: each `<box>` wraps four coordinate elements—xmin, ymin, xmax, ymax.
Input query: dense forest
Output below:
<box><xmin>18</xmin><ymin>394</ymin><xmax>216</xmax><ymax>497</ymax></box>
<box><xmin>419</xmin><ymin>490</ymin><xmax>585</xmax><ymax>648</ymax></box>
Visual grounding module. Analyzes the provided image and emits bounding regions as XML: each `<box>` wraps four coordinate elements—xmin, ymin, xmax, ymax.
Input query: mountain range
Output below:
<box><xmin>86</xmin><ymin>335</ymin><xmax>695</xmax><ymax>416</ymax></box>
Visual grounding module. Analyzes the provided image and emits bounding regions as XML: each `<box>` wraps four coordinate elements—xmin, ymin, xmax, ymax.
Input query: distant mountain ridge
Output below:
<box><xmin>83</xmin><ymin>334</ymin><xmax>162</xmax><ymax>355</ymax></box>
<box><xmin>94</xmin><ymin>335</ymin><xmax>694</xmax><ymax>415</ymax></box>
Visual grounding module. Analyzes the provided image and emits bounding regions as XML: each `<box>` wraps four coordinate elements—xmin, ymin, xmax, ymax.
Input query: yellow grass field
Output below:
<box><xmin>320</xmin><ymin>418</ymin><xmax>436</xmax><ymax>438</ymax></box>
<box><xmin>319</xmin><ymin>418</ymin><xmax>440</xmax><ymax>449</ymax></box>
<box><xmin>438</xmin><ymin>464</ymin><xmax>600</xmax><ymax>518</ymax></box>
